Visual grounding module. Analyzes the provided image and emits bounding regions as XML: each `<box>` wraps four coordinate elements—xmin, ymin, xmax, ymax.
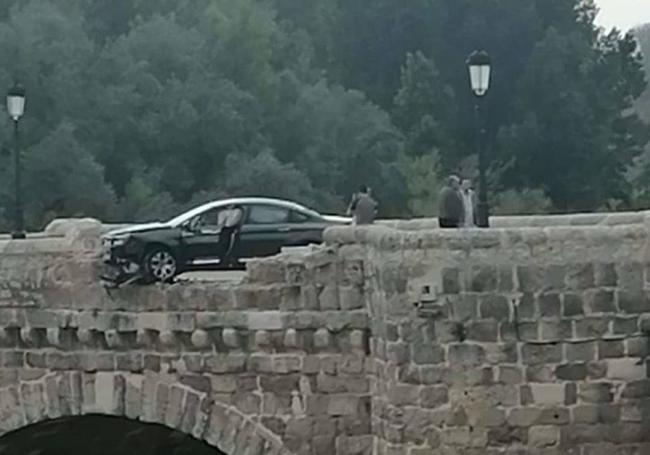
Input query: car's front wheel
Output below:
<box><xmin>143</xmin><ymin>246</ymin><xmax>178</xmax><ymax>283</ymax></box>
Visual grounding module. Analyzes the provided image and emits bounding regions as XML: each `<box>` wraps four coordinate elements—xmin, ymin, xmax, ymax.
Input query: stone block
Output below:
<box><xmin>337</xmin><ymin>435</ymin><xmax>373</xmax><ymax>455</ymax></box>
<box><xmin>449</xmin><ymin>295</ymin><xmax>478</xmax><ymax>321</ymax></box>
<box><xmin>626</xmin><ymin>337</ymin><xmax>649</xmax><ymax>357</ymax></box>
<box><xmin>301</xmin><ymin>285</ymin><xmax>320</xmax><ymax>310</ymax></box>
<box><xmin>575</xmin><ymin>318</ymin><xmax>610</xmax><ymax>338</ymax></box>
<box><xmin>314</xmin><ymin>329</ymin><xmax>331</xmax><ymax>350</ymax></box>
<box><xmin>116</xmin><ymin>353</ymin><xmax>144</xmax><ymax>373</ymax></box>
<box><xmin>521</xmin><ymin>344</ymin><xmax>562</xmax><ymax>365</ymax></box>
<box><xmin>420</xmin><ymin>386</ymin><xmax>448</xmax><ymax>409</ymax></box>
<box><xmin>259</xmin><ymin>374</ymin><xmax>300</xmax><ymax>395</ymax></box>
<box><xmin>598</xmin><ymin>340</ymin><xmax>624</xmax><ymax>359</ymax></box>
<box><xmin>538</xmin><ymin>293</ymin><xmax>561</xmax><ymax>318</ymax></box>
<box><xmin>573</xmin><ymin>404</ymin><xmax>620</xmax><ymax>424</ymax></box>
<box><xmin>516</xmin><ymin>293</ymin><xmax>536</xmax><ymax>319</ymax></box>
<box><xmin>247</xmin><ymin>312</ymin><xmax>285</xmax><ymax>330</ymax></box>
<box><xmin>563</xmin><ymin>293</ymin><xmax>584</xmax><ymax>317</ymax></box>
<box><xmin>543</xmin><ymin>265</ymin><xmax>566</xmax><ymax>291</ymax></box>
<box><xmin>339</xmin><ymin>286</ymin><xmax>364</xmax><ymax>310</ymax></box>
<box><xmin>487</xmin><ymin>425</ymin><xmax>528</xmax><ymax>446</ymax></box>
<box><xmin>279</xmin><ymin>286</ymin><xmax>301</xmax><ymax>311</ymax></box>
<box><xmin>442</xmin><ymin>268</ymin><xmax>461</xmax><ymax>294</ymax></box>
<box><xmin>526</xmin><ymin>365</ymin><xmax>554</xmax><ymax>383</ymax></box>
<box><xmin>411</xmin><ymin>344</ymin><xmax>445</xmax><ymax>365</ymax></box>
<box><xmin>539</xmin><ymin>320</ymin><xmax>572</xmax><ymax>341</ymax></box>
<box><xmin>595</xmin><ymin>263</ymin><xmax>617</xmax><ymax>287</ymax></box>
<box><xmin>471</xmin><ymin>266</ymin><xmax>497</xmax><ymax>292</ymax></box>
<box><xmin>466</xmin><ymin>321</ymin><xmax>499</xmax><ymax>342</ymax></box>
<box><xmin>618</xmin><ymin>291</ymin><xmax>649</xmax><ymax>314</ymax></box>
<box><xmin>386</xmin><ymin>342</ymin><xmax>410</xmax><ymax>364</ymax></box>
<box><xmin>327</xmin><ymin>395</ymin><xmax>359</xmax><ymax>416</ymax></box>
<box><xmin>319</xmin><ymin>285</ymin><xmax>340</xmax><ymax>310</ymax></box>
<box><xmin>498</xmin><ymin>266</ymin><xmax>514</xmax><ymax>292</ymax></box>
<box><xmin>449</xmin><ymin>344</ymin><xmax>486</xmax><ymax>366</ymax></box>
<box><xmin>480</xmin><ymin>295</ymin><xmax>511</xmax><ymax>320</ymax></box>
<box><xmin>612</xmin><ymin>317</ymin><xmax>638</xmax><ymax>335</ymax></box>
<box><xmin>499</xmin><ymin>366</ymin><xmax>523</xmax><ymax>385</ymax></box>
<box><xmin>578</xmin><ymin>383</ymin><xmax>614</xmax><ymax>403</ymax></box>
<box><xmin>621</xmin><ymin>379</ymin><xmax>650</xmax><ymax>399</ymax></box>
<box><xmin>529</xmin><ymin>425</ymin><xmax>559</xmax><ymax>448</ymax></box>
<box><xmin>388</xmin><ymin>385</ymin><xmax>420</xmax><ymax>406</ymax></box>
<box><xmin>517</xmin><ymin>266</ymin><xmax>542</xmax><ymax>292</ymax></box>
<box><xmin>618</xmin><ymin>262</ymin><xmax>643</xmax><ymax>292</ymax></box>
<box><xmin>555</xmin><ymin>363</ymin><xmax>588</xmax><ymax>380</ymax></box>
<box><xmin>204</xmin><ymin>354</ymin><xmax>246</xmax><ymax>373</ymax></box>
<box><xmin>529</xmin><ymin>384</ymin><xmax>565</xmax><ymax>405</ymax></box>
<box><xmin>585</xmin><ymin>290</ymin><xmax>616</xmax><ymax>314</ymax></box>
<box><xmin>567</xmin><ymin>341</ymin><xmax>597</xmax><ymax>362</ymax></box>
<box><xmin>566</xmin><ymin>264</ymin><xmax>594</xmax><ymax>290</ymax></box>
<box><xmin>586</xmin><ymin>361</ymin><xmax>608</xmax><ymax>379</ymax></box>
<box><xmin>442</xmin><ymin>426</ymin><xmax>488</xmax><ymax>448</ymax></box>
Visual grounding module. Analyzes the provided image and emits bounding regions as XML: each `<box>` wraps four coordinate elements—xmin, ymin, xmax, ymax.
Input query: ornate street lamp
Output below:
<box><xmin>466</xmin><ymin>50</ymin><xmax>491</xmax><ymax>227</ymax></box>
<box><xmin>6</xmin><ymin>83</ymin><xmax>26</xmax><ymax>239</ymax></box>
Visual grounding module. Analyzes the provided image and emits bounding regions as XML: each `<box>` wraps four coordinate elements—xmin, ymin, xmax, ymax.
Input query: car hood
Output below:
<box><xmin>323</xmin><ymin>215</ymin><xmax>353</xmax><ymax>224</ymax></box>
<box><xmin>103</xmin><ymin>222</ymin><xmax>170</xmax><ymax>238</ymax></box>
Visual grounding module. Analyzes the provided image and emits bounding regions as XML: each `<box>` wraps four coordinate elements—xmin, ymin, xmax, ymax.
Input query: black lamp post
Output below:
<box><xmin>6</xmin><ymin>83</ymin><xmax>26</xmax><ymax>239</ymax></box>
<box><xmin>466</xmin><ymin>50</ymin><xmax>491</xmax><ymax>228</ymax></box>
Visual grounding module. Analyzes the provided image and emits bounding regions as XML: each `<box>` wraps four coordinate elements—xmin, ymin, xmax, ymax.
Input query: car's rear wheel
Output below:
<box><xmin>143</xmin><ymin>246</ymin><xmax>178</xmax><ymax>283</ymax></box>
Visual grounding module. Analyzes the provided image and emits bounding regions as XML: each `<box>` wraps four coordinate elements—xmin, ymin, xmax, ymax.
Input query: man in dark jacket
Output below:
<box><xmin>438</xmin><ymin>175</ymin><xmax>464</xmax><ymax>228</ymax></box>
<box><xmin>347</xmin><ymin>185</ymin><xmax>378</xmax><ymax>225</ymax></box>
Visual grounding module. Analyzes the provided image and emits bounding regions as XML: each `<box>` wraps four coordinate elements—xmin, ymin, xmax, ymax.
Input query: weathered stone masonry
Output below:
<box><xmin>1</xmin><ymin>217</ymin><xmax>650</xmax><ymax>454</ymax></box>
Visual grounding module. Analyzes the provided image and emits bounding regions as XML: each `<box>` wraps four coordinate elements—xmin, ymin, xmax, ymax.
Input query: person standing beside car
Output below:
<box><xmin>347</xmin><ymin>185</ymin><xmax>378</xmax><ymax>225</ymax></box>
<box><xmin>217</xmin><ymin>203</ymin><xmax>244</xmax><ymax>266</ymax></box>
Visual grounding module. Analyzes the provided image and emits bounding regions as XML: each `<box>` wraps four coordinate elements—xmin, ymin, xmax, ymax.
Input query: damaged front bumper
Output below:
<box><xmin>100</xmin><ymin>260</ymin><xmax>143</xmax><ymax>288</ymax></box>
<box><xmin>100</xmin><ymin>239</ymin><xmax>143</xmax><ymax>288</ymax></box>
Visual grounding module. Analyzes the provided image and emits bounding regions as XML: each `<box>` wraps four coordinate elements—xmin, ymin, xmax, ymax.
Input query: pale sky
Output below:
<box><xmin>595</xmin><ymin>0</ymin><xmax>650</xmax><ymax>31</ymax></box>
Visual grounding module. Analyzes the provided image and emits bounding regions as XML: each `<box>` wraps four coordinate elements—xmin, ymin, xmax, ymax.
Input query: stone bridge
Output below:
<box><xmin>1</xmin><ymin>213</ymin><xmax>650</xmax><ymax>454</ymax></box>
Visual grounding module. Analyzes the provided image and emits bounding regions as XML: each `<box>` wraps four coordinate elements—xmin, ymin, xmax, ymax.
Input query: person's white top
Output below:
<box><xmin>218</xmin><ymin>208</ymin><xmax>243</xmax><ymax>228</ymax></box>
<box><xmin>462</xmin><ymin>190</ymin><xmax>475</xmax><ymax>227</ymax></box>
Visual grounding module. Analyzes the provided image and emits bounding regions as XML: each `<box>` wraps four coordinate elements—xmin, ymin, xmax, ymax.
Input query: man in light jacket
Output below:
<box><xmin>461</xmin><ymin>179</ymin><xmax>478</xmax><ymax>227</ymax></box>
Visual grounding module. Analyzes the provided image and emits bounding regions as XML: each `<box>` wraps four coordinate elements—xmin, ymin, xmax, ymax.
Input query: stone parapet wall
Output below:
<box><xmin>324</xmin><ymin>224</ymin><xmax>650</xmax><ymax>454</ymax></box>
<box><xmin>379</xmin><ymin>209</ymin><xmax>650</xmax><ymax>231</ymax></box>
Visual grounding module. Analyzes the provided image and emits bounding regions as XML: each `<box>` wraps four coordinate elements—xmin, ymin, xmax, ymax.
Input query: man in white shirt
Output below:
<box><xmin>461</xmin><ymin>179</ymin><xmax>477</xmax><ymax>228</ymax></box>
<box><xmin>217</xmin><ymin>204</ymin><xmax>243</xmax><ymax>266</ymax></box>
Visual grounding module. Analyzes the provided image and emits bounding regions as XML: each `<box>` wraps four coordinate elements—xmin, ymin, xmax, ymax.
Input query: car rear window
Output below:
<box><xmin>248</xmin><ymin>206</ymin><xmax>289</xmax><ymax>224</ymax></box>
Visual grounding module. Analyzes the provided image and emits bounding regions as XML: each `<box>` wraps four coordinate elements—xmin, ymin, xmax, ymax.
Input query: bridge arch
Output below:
<box><xmin>0</xmin><ymin>371</ymin><xmax>290</xmax><ymax>455</ymax></box>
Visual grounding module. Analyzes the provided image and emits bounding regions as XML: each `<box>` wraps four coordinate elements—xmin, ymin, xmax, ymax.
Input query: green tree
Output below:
<box><xmin>393</xmin><ymin>52</ymin><xmax>457</xmax><ymax>164</ymax></box>
<box><xmin>23</xmin><ymin>123</ymin><xmax>117</xmax><ymax>228</ymax></box>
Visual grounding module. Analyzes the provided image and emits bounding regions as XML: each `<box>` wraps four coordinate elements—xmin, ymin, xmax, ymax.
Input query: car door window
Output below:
<box><xmin>290</xmin><ymin>211</ymin><xmax>314</xmax><ymax>223</ymax></box>
<box><xmin>247</xmin><ymin>206</ymin><xmax>289</xmax><ymax>224</ymax></box>
<box><xmin>195</xmin><ymin>208</ymin><xmax>224</xmax><ymax>232</ymax></box>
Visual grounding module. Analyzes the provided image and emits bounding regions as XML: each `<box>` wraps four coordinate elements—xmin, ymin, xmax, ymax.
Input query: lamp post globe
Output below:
<box><xmin>6</xmin><ymin>83</ymin><xmax>25</xmax><ymax>121</ymax></box>
<box><xmin>6</xmin><ymin>83</ymin><xmax>26</xmax><ymax>240</ymax></box>
<box><xmin>466</xmin><ymin>50</ymin><xmax>491</xmax><ymax>228</ymax></box>
<box><xmin>467</xmin><ymin>50</ymin><xmax>491</xmax><ymax>97</ymax></box>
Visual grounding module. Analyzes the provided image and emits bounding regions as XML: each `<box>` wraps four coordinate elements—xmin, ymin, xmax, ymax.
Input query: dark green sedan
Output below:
<box><xmin>101</xmin><ymin>197</ymin><xmax>349</xmax><ymax>285</ymax></box>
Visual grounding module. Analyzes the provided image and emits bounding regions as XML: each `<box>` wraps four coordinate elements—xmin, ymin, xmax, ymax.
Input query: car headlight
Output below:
<box><xmin>108</xmin><ymin>236</ymin><xmax>130</xmax><ymax>247</ymax></box>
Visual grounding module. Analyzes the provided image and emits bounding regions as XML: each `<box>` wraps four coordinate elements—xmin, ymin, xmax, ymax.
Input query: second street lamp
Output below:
<box><xmin>6</xmin><ymin>83</ymin><xmax>26</xmax><ymax>240</ymax></box>
<box><xmin>466</xmin><ymin>50</ymin><xmax>491</xmax><ymax>228</ymax></box>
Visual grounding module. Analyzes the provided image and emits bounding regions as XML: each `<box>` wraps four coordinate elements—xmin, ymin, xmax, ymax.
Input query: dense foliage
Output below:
<box><xmin>0</xmin><ymin>0</ymin><xmax>647</xmax><ymax>229</ymax></box>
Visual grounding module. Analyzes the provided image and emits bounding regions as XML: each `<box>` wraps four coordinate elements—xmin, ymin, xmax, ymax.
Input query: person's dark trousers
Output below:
<box><xmin>218</xmin><ymin>226</ymin><xmax>237</xmax><ymax>265</ymax></box>
<box><xmin>439</xmin><ymin>218</ymin><xmax>459</xmax><ymax>228</ymax></box>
